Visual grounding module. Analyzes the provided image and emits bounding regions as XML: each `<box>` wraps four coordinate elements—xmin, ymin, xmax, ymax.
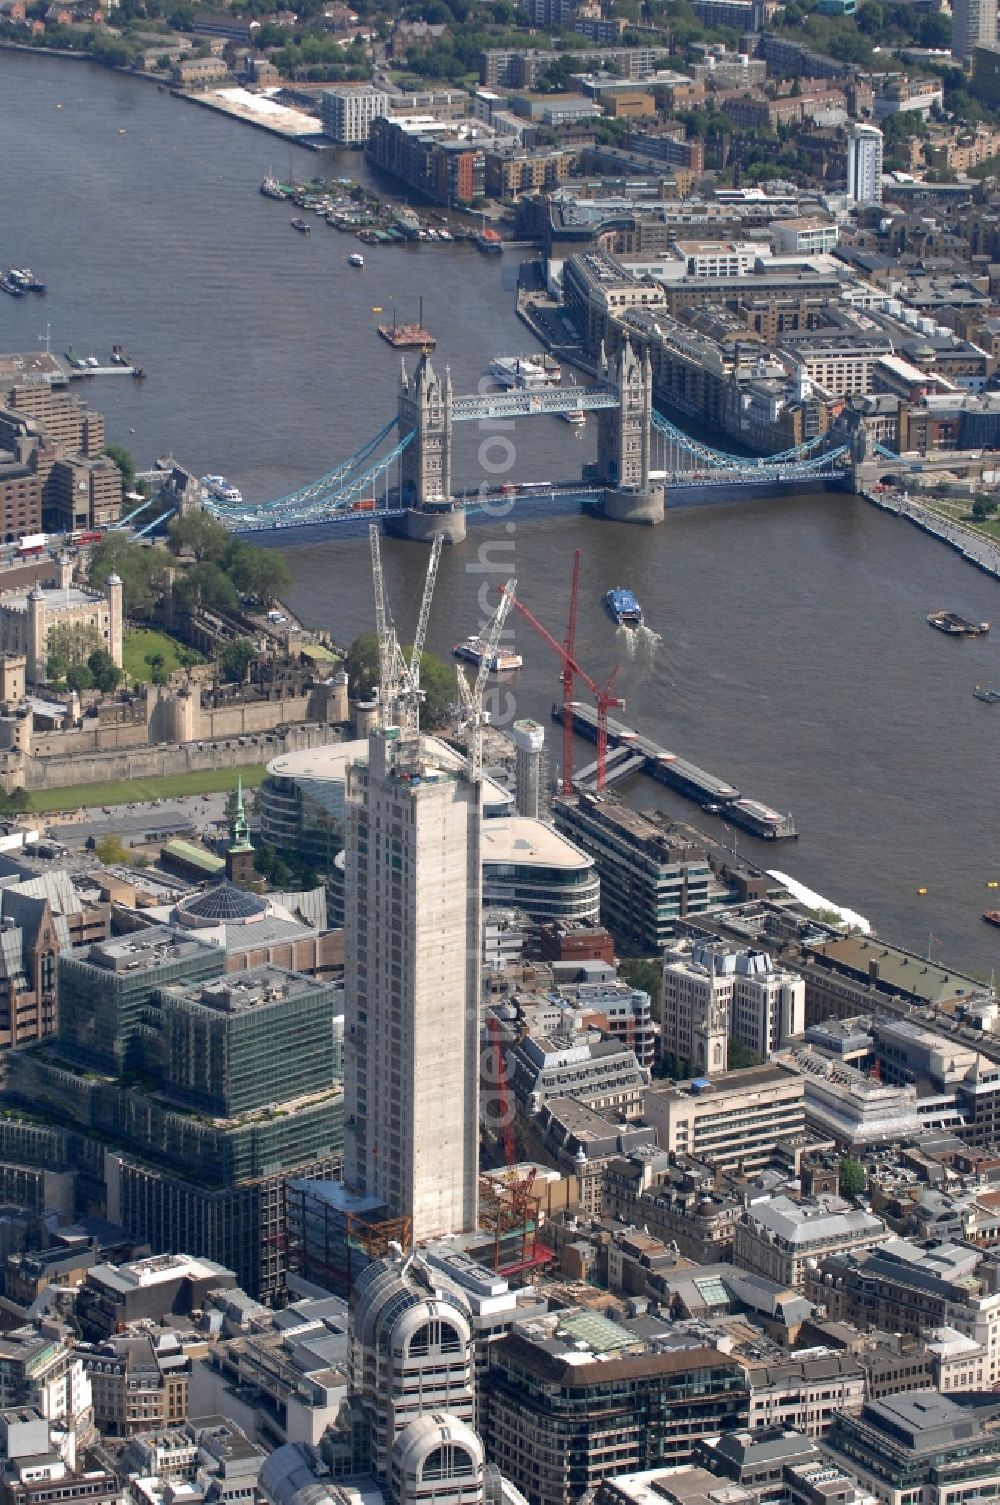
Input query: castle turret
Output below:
<box><xmin>105</xmin><ymin>573</ymin><xmax>123</xmax><ymax>668</ymax></box>
<box><xmin>28</xmin><ymin>583</ymin><xmax>46</xmax><ymax>685</ymax></box>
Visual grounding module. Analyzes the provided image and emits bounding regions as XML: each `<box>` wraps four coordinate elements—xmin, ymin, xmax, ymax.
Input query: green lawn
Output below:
<box><xmin>26</xmin><ymin>764</ymin><xmax>267</xmax><ymax>814</ymax></box>
<box><xmin>123</xmin><ymin>628</ymin><xmax>202</xmax><ymax>684</ymax></box>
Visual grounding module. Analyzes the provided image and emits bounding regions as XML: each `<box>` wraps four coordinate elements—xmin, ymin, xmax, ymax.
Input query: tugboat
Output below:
<box><xmin>0</xmin><ymin>273</ymin><xmax>24</xmax><ymax>298</ymax></box>
<box><xmin>603</xmin><ymin>587</ymin><xmax>644</xmax><ymax>626</ymax></box>
<box><xmin>290</xmin><ymin>217</ymin><xmax>311</xmax><ymax>234</ymax></box>
<box><xmin>928</xmin><ymin>610</ymin><xmax>990</xmax><ymax>635</ymax></box>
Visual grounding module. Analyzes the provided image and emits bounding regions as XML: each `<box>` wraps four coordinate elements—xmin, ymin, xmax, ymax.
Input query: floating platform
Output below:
<box><xmin>555</xmin><ymin>701</ymin><xmax>797</xmax><ymax>840</ymax></box>
<box><xmin>65</xmin><ymin>364</ymin><xmax>142</xmax><ymax>379</ymax></box>
<box><xmin>378</xmin><ymin>322</ymin><xmax>436</xmax><ymax>349</ymax></box>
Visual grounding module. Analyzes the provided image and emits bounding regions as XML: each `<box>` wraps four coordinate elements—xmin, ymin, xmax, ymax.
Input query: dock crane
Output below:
<box><xmin>368</xmin><ymin>524</ymin><xmax>443</xmax><ymax>731</ymax></box>
<box><xmin>455</xmin><ymin>579</ymin><xmax>517</xmax><ymax>783</ymax></box>
<box><xmin>504</xmin><ymin>582</ymin><xmax>624</xmax><ymax>791</ymax></box>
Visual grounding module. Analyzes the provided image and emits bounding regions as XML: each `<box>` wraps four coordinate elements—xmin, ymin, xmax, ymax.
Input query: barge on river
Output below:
<box><xmin>554</xmin><ymin>700</ymin><xmax>797</xmax><ymax>839</ymax></box>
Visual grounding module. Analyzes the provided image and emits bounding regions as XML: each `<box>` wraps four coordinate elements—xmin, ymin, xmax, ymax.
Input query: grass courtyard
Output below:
<box><xmin>122</xmin><ymin>628</ymin><xmax>203</xmax><ymax>684</ymax></box>
<box><xmin>27</xmin><ymin>765</ymin><xmax>267</xmax><ymax>814</ymax></box>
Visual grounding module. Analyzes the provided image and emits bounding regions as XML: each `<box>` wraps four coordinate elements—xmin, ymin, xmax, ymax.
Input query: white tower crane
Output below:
<box><xmin>399</xmin><ymin>531</ymin><xmax>443</xmax><ymax>733</ymax></box>
<box><xmin>455</xmin><ymin>579</ymin><xmax>516</xmax><ymax>784</ymax></box>
<box><xmin>368</xmin><ymin>524</ymin><xmax>444</xmax><ymax>733</ymax></box>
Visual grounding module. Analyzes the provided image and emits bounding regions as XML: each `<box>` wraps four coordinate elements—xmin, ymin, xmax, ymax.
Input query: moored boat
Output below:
<box><xmin>201</xmin><ymin>474</ymin><xmax>243</xmax><ymax>505</ymax></box>
<box><xmin>489</xmin><ymin>353</ymin><xmax>560</xmax><ymax>389</ymax></box>
<box><xmin>983</xmin><ymin>910</ymin><xmax>1000</xmax><ymax>928</ymax></box>
<box><xmin>9</xmin><ymin>268</ymin><xmax>45</xmax><ymax>293</ymax></box>
<box><xmin>928</xmin><ymin>610</ymin><xmax>990</xmax><ymax>635</ymax></box>
<box><xmin>453</xmin><ymin>635</ymin><xmax>522</xmax><ymax>672</ymax></box>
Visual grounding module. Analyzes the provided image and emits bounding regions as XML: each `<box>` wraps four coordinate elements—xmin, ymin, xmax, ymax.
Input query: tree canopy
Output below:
<box><xmin>104</xmin><ymin>444</ymin><xmax>136</xmax><ymax>491</ymax></box>
<box><xmin>87</xmin><ymin>536</ymin><xmax>171</xmax><ymax>621</ymax></box>
<box><xmin>728</xmin><ymin>1038</ymin><xmax>764</xmax><ymax>1069</ymax></box>
<box><xmin>94</xmin><ymin>835</ymin><xmax>129</xmax><ymax>866</ymax></box>
<box><xmin>46</xmin><ymin>621</ymin><xmax>102</xmax><ymax>682</ymax></box>
<box><xmin>168</xmin><ymin>513</ymin><xmax>290</xmax><ymax>606</ymax></box>
<box><xmin>839</xmin><ymin>1156</ymin><xmax>867</xmax><ymax>1199</ymax></box>
<box><xmin>219</xmin><ymin>639</ymin><xmax>257</xmax><ymax>684</ymax></box>
<box><xmin>345</xmin><ymin>633</ymin><xmax>453</xmax><ymax>728</ymax></box>
<box><xmin>88</xmin><ymin>648</ymin><xmax>123</xmax><ymax>694</ymax></box>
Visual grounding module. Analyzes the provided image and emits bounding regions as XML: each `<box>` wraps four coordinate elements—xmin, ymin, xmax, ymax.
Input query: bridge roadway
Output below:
<box><xmin>230</xmin><ymin>472</ymin><xmax>844</xmax><ymax>538</ymax></box>
<box><xmin>450</xmin><ymin>388</ymin><xmax>619</xmax><ymax>421</ymax></box>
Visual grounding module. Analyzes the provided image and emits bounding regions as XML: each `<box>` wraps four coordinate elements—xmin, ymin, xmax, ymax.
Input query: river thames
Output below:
<box><xmin>4</xmin><ymin>51</ymin><xmax>1000</xmax><ymax>972</ymax></box>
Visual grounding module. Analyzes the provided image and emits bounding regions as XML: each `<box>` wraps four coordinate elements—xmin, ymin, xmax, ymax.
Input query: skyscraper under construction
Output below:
<box><xmin>343</xmin><ymin>725</ymin><xmax>482</xmax><ymax>1244</ymax></box>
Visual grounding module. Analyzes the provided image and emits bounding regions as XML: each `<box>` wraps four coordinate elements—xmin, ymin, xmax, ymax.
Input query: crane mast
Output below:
<box><xmin>562</xmin><ymin>549</ymin><xmax>581</xmax><ymax>795</ymax></box>
<box><xmin>369</xmin><ymin>524</ymin><xmax>443</xmax><ymax>732</ymax></box>
<box><xmin>398</xmin><ymin>531</ymin><xmax>443</xmax><ymax>733</ymax></box>
<box><xmin>455</xmin><ymin>580</ymin><xmax>516</xmax><ymax>784</ymax></box>
<box><xmin>504</xmin><ymin>580</ymin><xmax>623</xmax><ymax>791</ymax></box>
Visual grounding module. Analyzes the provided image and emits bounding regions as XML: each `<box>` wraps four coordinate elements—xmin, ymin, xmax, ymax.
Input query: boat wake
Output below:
<box><xmin>618</xmin><ymin>623</ymin><xmax>661</xmax><ymax>662</ymax></box>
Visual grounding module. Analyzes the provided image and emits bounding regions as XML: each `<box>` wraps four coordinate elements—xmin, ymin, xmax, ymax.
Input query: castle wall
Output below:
<box><xmin>1</xmin><ymin>721</ymin><xmax>331</xmax><ymax>793</ymax></box>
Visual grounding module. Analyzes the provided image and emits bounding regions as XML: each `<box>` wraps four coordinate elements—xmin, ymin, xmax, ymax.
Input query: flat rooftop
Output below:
<box><xmin>481</xmin><ymin>816</ymin><xmax>592</xmax><ymax>871</ymax></box>
<box><xmin>267</xmin><ymin>736</ymin><xmax>511</xmax><ymax>812</ymax></box>
<box><xmin>647</xmin><ymin>1061</ymin><xmax>802</xmax><ymax>1101</ymax></box>
<box><xmin>162</xmin><ymin>964</ymin><xmax>329</xmax><ymax>1015</ymax></box>
<box><xmin>0</xmin><ymin>585</ymin><xmax>106</xmax><ymax>613</ymax></box>
<box><xmin>83</xmin><ymin>926</ymin><xmax>214</xmax><ymax>973</ymax></box>
<box><xmin>0</xmin><ymin>351</ymin><xmax>66</xmax><ymax>387</ymax></box>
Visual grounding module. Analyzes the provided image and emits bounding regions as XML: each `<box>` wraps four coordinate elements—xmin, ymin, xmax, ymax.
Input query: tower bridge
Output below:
<box><xmin>202</xmin><ymin>339</ymin><xmax>851</xmax><ymax>544</ymax></box>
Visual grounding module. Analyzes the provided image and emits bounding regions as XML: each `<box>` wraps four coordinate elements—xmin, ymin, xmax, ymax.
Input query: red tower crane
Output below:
<box><xmin>488</xmin><ymin>1013</ymin><xmax>517</xmax><ymax>1168</ymax></box>
<box><xmin>505</xmin><ymin>584</ymin><xmax>624</xmax><ymax>791</ymax></box>
<box><xmin>561</xmin><ymin>549</ymin><xmax>581</xmax><ymax>797</ymax></box>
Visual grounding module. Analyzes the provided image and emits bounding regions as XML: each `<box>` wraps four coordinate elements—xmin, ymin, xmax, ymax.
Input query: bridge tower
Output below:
<box><xmin>596</xmin><ymin>339</ymin><xmax>663</xmax><ymax>526</ymax></box>
<box><xmin>396</xmin><ymin>352</ymin><xmax>465</xmax><ymax>543</ymax></box>
<box><xmin>398</xmin><ymin>351</ymin><xmax>453</xmax><ymax>508</ymax></box>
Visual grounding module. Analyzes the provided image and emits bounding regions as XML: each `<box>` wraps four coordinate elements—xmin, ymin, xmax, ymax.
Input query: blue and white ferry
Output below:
<box><xmin>603</xmin><ymin>587</ymin><xmax>643</xmax><ymax>626</ymax></box>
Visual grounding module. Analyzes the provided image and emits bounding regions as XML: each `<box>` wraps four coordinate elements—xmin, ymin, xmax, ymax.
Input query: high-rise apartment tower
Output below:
<box><xmin>953</xmin><ymin>0</ymin><xmax>997</xmax><ymax>64</ymax></box>
<box><xmin>846</xmin><ymin>123</ymin><xmax>884</xmax><ymax>205</ymax></box>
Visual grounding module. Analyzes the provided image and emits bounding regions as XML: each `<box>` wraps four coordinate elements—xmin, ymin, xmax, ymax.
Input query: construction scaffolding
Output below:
<box><xmin>477</xmin><ymin>1168</ymin><xmax>555</xmax><ymax>1280</ymax></box>
<box><xmin>285</xmin><ymin>1180</ymin><xmax>412</xmax><ymax>1297</ymax></box>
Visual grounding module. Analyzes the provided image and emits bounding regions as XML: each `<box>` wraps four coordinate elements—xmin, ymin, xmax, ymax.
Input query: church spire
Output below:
<box><xmin>226</xmin><ymin>775</ymin><xmax>255</xmax><ymax>889</ymax></box>
<box><xmin>230</xmin><ymin>775</ymin><xmax>252</xmax><ymax>855</ymax></box>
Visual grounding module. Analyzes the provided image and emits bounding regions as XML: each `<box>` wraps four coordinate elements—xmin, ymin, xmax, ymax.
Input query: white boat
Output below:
<box><xmin>489</xmin><ymin>353</ymin><xmax>561</xmax><ymax>390</ymax></box>
<box><xmin>201</xmin><ymin>474</ymin><xmax>243</xmax><ymax>505</ymax></box>
<box><xmin>561</xmin><ymin>409</ymin><xmax>586</xmax><ymax>426</ymax></box>
<box><xmin>453</xmin><ymin>635</ymin><xmax>522</xmax><ymax>672</ymax></box>
<box><xmin>348</xmin><ymin>252</ymin><xmax>365</xmax><ymax>267</ymax></box>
